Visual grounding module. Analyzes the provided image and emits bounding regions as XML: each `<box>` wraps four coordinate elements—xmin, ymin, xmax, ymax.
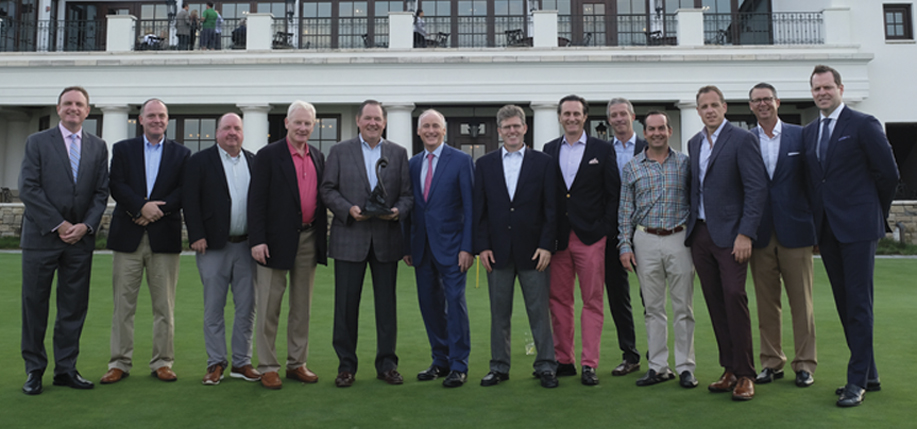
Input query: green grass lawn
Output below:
<box><xmin>0</xmin><ymin>253</ymin><xmax>915</xmax><ymax>428</ymax></box>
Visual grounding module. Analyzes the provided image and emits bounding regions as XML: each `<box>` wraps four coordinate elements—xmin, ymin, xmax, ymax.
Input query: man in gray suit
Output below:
<box><xmin>320</xmin><ymin>100</ymin><xmax>413</xmax><ymax>388</ymax></box>
<box><xmin>19</xmin><ymin>86</ymin><xmax>110</xmax><ymax>395</ymax></box>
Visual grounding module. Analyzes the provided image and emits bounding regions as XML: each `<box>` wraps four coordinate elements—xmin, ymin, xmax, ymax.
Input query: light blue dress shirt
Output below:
<box><xmin>218</xmin><ymin>146</ymin><xmax>250</xmax><ymax>236</ymax></box>
<box><xmin>420</xmin><ymin>143</ymin><xmax>444</xmax><ymax>195</ymax></box>
<box><xmin>502</xmin><ymin>146</ymin><xmax>525</xmax><ymax>201</ymax></box>
<box><xmin>558</xmin><ymin>131</ymin><xmax>587</xmax><ymax>190</ymax></box>
<box><xmin>360</xmin><ymin>134</ymin><xmax>383</xmax><ymax>190</ymax></box>
<box><xmin>612</xmin><ymin>134</ymin><xmax>636</xmax><ymax>178</ymax></box>
<box><xmin>143</xmin><ymin>135</ymin><xmax>164</xmax><ymax>199</ymax></box>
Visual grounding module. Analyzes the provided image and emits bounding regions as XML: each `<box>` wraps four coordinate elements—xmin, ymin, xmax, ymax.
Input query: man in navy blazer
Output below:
<box><xmin>248</xmin><ymin>101</ymin><xmax>328</xmax><ymax>390</ymax></box>
<box><xmin>605</xmin><ymin>97</ymin><xmax>647</xmax><ymax>376</ymax></box>
<box><xmin>19</xmin><ymin>87</ymin><xmax>109</xmax><ymax>395</ymax></box>
<box><xmin>183</xmin><ymin>113</ymin><xmax>261</xmax><ymax>385</ymax></box>
<box><xmin>685</xmin><ymin>86</ymin><xmax>767</xmax><ymax>401</ymax></box>
<box><xmin>804</xmin><ymin>65</ymin><xmax>899</xmax><ymax>407</ymax></box>
<box><xmin>473</xmin><ymin>105</ymin><xmax>558</xmax><ymax>388</ymax></box>
<box><xmin>543</xmin><ymin>95</ymin><xmax>619</xmax><ymax>386</ymax></box>
<box><xmin>746</xmin><ymin>83</ymin><xmax>818</xmax><ymax>389</ymax></box>
<box><xmin>102</xmin><ymin>99</ymin><xmax>191</xmax><ymax>384</ymax></box>
<box><xmin>403</xmin><ymin>109</ymin><xmax>474</xmax><ymax>388</ymax></box>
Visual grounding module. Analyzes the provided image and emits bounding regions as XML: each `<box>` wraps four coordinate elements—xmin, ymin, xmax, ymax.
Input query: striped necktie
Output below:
<box><xmin>69</xmin><ymin>133</ymin><xmax>80</xmax><ymax>182</ymax></box>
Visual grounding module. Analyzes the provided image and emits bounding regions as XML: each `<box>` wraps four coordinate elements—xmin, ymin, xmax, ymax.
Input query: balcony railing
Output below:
<box><xmin>0</xmin><ymin>19</ymin><xmax>105</xmax><ymax>52</ymax></box>
<box><xmin>136</xmin><ymin>18</ymin><xmax>246</xmax><ymax>50</ymax></box>
<box><xmin>558</xmin><ymin>13</ymin><xmax>677</xmax><ymax>46</ymax></box>
<box><xmin>704</xmin><ymin>12</ymin><xmax>823</xmax><ymax>45</ymax></box>
<box><xmin>298</xmin><ymin>16</ymin><xmax>388</xmax><ymax>49</ymax></box>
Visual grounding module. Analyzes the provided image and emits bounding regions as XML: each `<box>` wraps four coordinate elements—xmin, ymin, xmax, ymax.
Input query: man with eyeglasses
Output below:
<box><xmin>746</xmin><ymin>83</ymin><xmax>818</xmax><ymax>389</ymax></box>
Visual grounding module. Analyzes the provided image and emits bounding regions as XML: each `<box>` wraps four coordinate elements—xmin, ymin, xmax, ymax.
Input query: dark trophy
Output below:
<box><xmin>362</xmin><ymin>156</ymin><xmax>393</xmax><ymax>217</ymax></box>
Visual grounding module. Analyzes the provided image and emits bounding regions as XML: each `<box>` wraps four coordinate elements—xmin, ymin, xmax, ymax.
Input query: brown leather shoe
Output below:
<box><xmin>611</xmin><ymin>360</ymin><xmax>640</xmax><ymax>376</ymax></box>
<box><xmin>230</xmin><ymin>365</ymin><xmax>262</xmax><ymax>382</ymax></box>
<box><xmin>152</xmin><ymin>366</ymin><xmax>177</xmax><ymax>382</ymax></box>
<box><xmin>732</xmin><ymin>377</ymin><xmax>755</xmax><ymax>401</ymax></box>
<box><xmin>202</xmin><ymin>364</ymin><xmax>224</xmax><ymax>385</ymax></box>
<box><xmin>286</xmin><ymin>366</ymin><xmax>318</xmax><ymax>383</ymax></box>
<box><xmin>708</xmin><ymin>370</ymin><xmax>737</xmax><ymax>392</ymax></box>
<box><xmin>100</xmin><ymin>368</ymin><xmax>129</xmax><ymax>385</ymax></box>
<box><xmin>261</xmin><ymin>371</ymin><xmax>282</xmax><ymax>390</ymax></box>
<box><xmin>335</xmin><ymin>372</ymin><xmax>355</xmax><ymax>388</ymax></box>
<box><xmin>377</xmin><ymin>369</ymin><xmax>404</xmax><ymax>385</ymax></box>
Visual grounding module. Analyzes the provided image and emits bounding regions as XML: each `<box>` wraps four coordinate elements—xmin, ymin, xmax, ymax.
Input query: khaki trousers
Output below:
<box><xmin>750</xmin><ymin>232</ymin><xmax>817</xmax><ymax>373</ymax></box>
<box><xmin>255</xmin><ymin>228</ymin><xmax>317</xmax><ymax>374</ymax></box>
<box><xmin>109</xmin><ymin>233</ymin><xmax>180</xmax><ymax>372</ymax></box>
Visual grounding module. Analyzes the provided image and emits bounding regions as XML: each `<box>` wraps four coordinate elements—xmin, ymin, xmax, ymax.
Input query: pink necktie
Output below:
<box><xmin>423</xmin><ymin>153</ymin><xmax>434</xmax><ymax>202</ymax></box>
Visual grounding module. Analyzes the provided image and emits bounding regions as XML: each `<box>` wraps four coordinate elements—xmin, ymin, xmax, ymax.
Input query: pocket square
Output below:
<box><xmin>787</xmin><ymin>151</ymin><xmax>800</xmax><ymax>156</ymax></box>
<box><xmin>588</xmin><ymin>158</ymin><xmax>599</xmax><ymax>165</ymax></box>
<box><xmin>838</xmin><ymin>136</ymin><xmax>851</xmax><ymax>141</ymax></box>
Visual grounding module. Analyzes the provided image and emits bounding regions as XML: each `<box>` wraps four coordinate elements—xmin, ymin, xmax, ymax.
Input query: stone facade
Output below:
<box><xmin>888</xmin><ymin>201</ymin><xmax>917</xmax><ymax>245</ymax></box>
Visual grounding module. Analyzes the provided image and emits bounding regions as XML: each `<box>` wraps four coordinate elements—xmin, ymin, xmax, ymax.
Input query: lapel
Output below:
<box><xmin>689</xmin><ymin>134</ymin><xmax>701</xmax><ymax>184</ymax></box>
<box><xmin>428</xmin><ymin>144</ymin><xmax>450</xmax><ymax>200</ymax></box>
<box><xmin>803</xmin><ymin>121</ymin><xmax>824</xmax><ymax>178</ymax></box>
<box><xmin>570</xmin><ymin>138</ymin><xmax>597</xmax><ymax>190</ymax></box>
<box><xmin>149</xmin><ymin>140</ymin><xmax>172</xmax><ymax>198</ymax></box>
<box><xmin>132</xmin><ymin>137</ymin><xmax>148</xmax><ymax>196</ymax></box>
<box><xmin>350</xmin><ymin>139</ymin><xmax>372</xmax><ymax>194</ymax></box>
<box><xmin>705</xmin><ymin>122</ymin><xmax>731</xmax><ymax>172</ymax></box>
<box><xmin>278</xmin><ymin>143</ymin><xmax>302</xmax><ymax>208</ymax></box>
<box><xmin>493</xmin><ymin>150</ymin><xmax>511</xmax><ymax>202</ymax></box>
<box><xmin>822</xmin><ymin>107</ymin><xmax>852</xmax><ymax>171</ymax></box>
<box><xmin>633</xmin><ymin>138</ymin><xmax>647</xmax><ymax>156</ymax></box>
<box><xmin>49</xmin><ymin>127</ymin><xmax>75</xmax><ymax>184</ymax></box>
<box><xmin>208</xmin><ymin>145</ymin><xmax>230</xmax><ymax>199</ymax></box>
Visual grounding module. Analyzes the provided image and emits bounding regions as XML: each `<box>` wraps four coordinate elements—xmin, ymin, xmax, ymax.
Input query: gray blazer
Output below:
<box><xmin>320</xmin><ymin>138</ymin><xmax>413</xmax><ymax>263</ymax></box>
<box><xmin>18</xmin><ymin>126</ymin><xmax>110</xmax><ymax>250</ymax></box>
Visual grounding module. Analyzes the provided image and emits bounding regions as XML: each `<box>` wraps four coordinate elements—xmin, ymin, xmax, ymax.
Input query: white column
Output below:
<box><xmin>823</xmin><ymin>7</ymin><xmax>852</xmax><ymax>45</ymax></box>
<box><xmin>676</xmin><ymin>100</ymin><xmax>701</xmax><ymax>153</ymax></box>
<box><xmin>238</xmin><ymin>104</ymin><xmax>271</xmax><ymax>153</ymax></box>
<box><xmin>37</xmin><ymin>0</ymin><xmax>52</xmax><ymax>52</ymax></box>
<box><xmin>389</xmin><ymin>11</ymin><xmax>413</xmax><ymax>49</ymax></box>
<box><xmin>531</xmin><ymin>102</ymin><xmax>558</xmax><ymax>150</ymax></box>
<box><xmin>3</xmin><ymin>113</ymin><xmax>30</xmax><ymax>189</ymax></box>
<box><xmin>676</xmin><ymin>9</ymin><xmax>704</xmax><ymax>47</ymax></box>
<box><xmin>99</xmin><ymin>105</ymin><xmax>130</xmax><ymax>160</ymax></box>
<box><xmin>386</xmin><ymin>103</ymin><xmax>415</xmax><ymax>156</ymax></box>
<box><xmin>246</xmin><ymin>13</ymin><xmax>273</xmax><ymax>51</ymax></box>
<box><xmin>533</xmin><ymin>10</ymin><xmax>558</xmax><ymax>48</ymax></box>
<box><xmin>106</xmin><ymin>15</ymin><xmax>137</xmax><ymax>52</ymax></box>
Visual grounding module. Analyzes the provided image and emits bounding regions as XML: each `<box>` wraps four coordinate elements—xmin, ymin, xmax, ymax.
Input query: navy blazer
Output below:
<box><xmin>803</xmin><ymin>106</ymin><xmax>899</xmax><ymax>243</ymax></box>
<box><xmin>183</xmin><ymin>144</ymin><xmax>254</xmax><ymax>250</ymax></box>
<box><xmin>472</xmin><ymin>147</ymin><xmax>556</xmax><ymax>271</ymax></box>
<box><xmin>403</xmin><ymin>144</ymin><xmax>474</xmax><ymax>267</ymax></box>
<box><xmin>685</xmin><ymin>121</ymin><xmax>767</xmax><ymax>248</ymax></box>
<box><xmin>108</xmin><ymin>136</ymin><xmax>190</xmax><ymax>254</ymax></box>
<box><xmin>543</xmin><ymin>136</ymin><xmax>619</xmax><ymax>250</ymax></box>
<box><xmin>753</xmin><ymin>123</ymin><xmax>817</xmax><ymax>249</ymax></box>
<box><xmin>248</xmin><ymin>138</ymin><xmax>328</xmax><ymax>270</ymax></box>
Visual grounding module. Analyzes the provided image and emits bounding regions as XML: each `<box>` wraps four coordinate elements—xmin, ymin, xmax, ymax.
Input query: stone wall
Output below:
<box><xmin>888</xmin><ymin>201</ymin><xmax>917</xmax><ymax>245</ymax></box>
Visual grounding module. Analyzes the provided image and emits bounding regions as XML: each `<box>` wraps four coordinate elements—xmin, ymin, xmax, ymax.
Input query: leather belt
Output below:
<box><xmin>299</xmin><ymin>223</ymin><xmax>314</xmax><ymax>232</ymax></box>
<box><xmin>227</xmin><ymin>235</ymin><xmax>248</xmax><ymax>243</ymax></box>
<box><xmin>636</xmin><ymin>224</ymin><xmax>685</xmax><ymax>236</ymax></box>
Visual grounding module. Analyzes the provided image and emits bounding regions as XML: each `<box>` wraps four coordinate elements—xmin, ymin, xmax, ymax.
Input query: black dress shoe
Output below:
<box><xmin>835</xmin><ymin>379</ymin><xmax>880</xmax><ymax>395</ymax></box>
<box><xmin>612</xmin><ymin>360</ymin><xmax>640</xmax><ymax>376</ymax></box>
<box><xmin>837</xmin><ymin>384</ymin><xmax>865</xmax><ymax>407</ymax></box>
<box><xmin>581</xmin><ymin>365</ymin><xmax>599</xmax><ymax>386</ymax></box>
<box><xmin>679</xmin><ymin>371</ymin><xmax>699</xmax><ymax>388</ymax></box>
<box><xmin>417</xmin><ymin>365</ymin><xmax>448</xmax><ymax>381</ymax></box>
<box><xmin>442</xmin><ymin>370</ymin><xmax>467</xmax><ymax>388</ymax></box>
<box><xmin>795</xmin><ymin>370</ymin><xmax>814</xmax><ymax>387</ymax></box>
<box><xmin>53</xmin><ymin>371</ymin><xmax>95</xmax><ymax>390</ymax></box>
<box><xmin>23</xmin><ymin>371</ymin><xmax>43</xmax><ymax>395</ymax></box>
<box><xmin>556</xmin><ymin>362</ymin><xmax>577</xmax><ymax>377</ymax></box>
<box><xmin>538</xmin><ymin>371</ymin><xmax>559</xmax><ymax>388</ymax></box>
<box><xmin>635</xmin><ymin>369</ymin><xmax>675</xmax><ymax>387</ymax></box>
<box><xmin>755</xmin><ymin>367</ymin><xmax>784</xmax><ymax>384</ymax></box>
<box><xmin>480</xmin><ymin>371</ymin><xmax>509</xmax><ymax>386</ymax></box>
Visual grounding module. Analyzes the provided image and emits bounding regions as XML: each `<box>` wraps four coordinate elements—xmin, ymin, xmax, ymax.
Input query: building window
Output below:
<box><xmin>312</xmin><ymin>115</ymin><xmax>341</xmax><ymax>156</ymax></box>
<box><xmin>884</xmin><ymin>4</ymin><xmax>913</xmax><ymax>40</ymax></box>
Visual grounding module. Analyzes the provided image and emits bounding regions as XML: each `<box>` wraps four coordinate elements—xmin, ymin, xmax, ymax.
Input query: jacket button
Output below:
<box><xmin>510</xmin><ymin>208</ymin><xmax>514</xmax><ymax>212</ymax></box>
<box><xmin>508</xmin><ymin>226</ymin><xmax>512</xmax><ymax>230</ymax></box>
<box><xmin>566</xmin><ymin>194</ymin><xmax>571</xmax><ymax>198</ymax></box>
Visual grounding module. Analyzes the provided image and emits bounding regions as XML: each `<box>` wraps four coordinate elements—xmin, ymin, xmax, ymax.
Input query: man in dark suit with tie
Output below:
<box><xmin>543</xmin><ymin>95</ymin><xmax>619</xmax><ymax>386</ymax></box>
<box><xmin>403</xmin><ymin>109</ymin><xmax>475</xmax><ymax>388</ymax></box>
<box><xmin>183</xmin><ymin>113</ymin><xmax>261</xmax><ymax>385</ymax></box>
<box><xmin>102</xmin><ymin>98</ymin><xmax>190</xmax><ymax>385</ymax></box>
<box><xmin>686</xmin><ymin>85</ymin><xmax>767</xmax><ymax>401</ymax></box>
<box><xmin>746</xmin><ymin>83</ymin><xmax>818</xmax><ymax>389</ymax></box>
<box><xmin>19</xmin><ymin>86</ymin><xmax>109</xmax><ymax>395</ymax></box>
<box><xmin>803</xmin><ymin>65</ymin><xmax>899</xmax><ymax>407</ymax></box>
<box><xmin>320</xmin><ymin>100</ymin><xmax>413</xmax><ymax>388</ymax></box>
<box><xmin>248</xmin><ymin>100</ymin><xmax>328</xmax><ymax>390</ymax></box>
<box><xmin>473</xmin><ymin>105</ymin><xmax>558</xmax><ymax>389</ymax></box>
<box><xmin>605</xmin><ymin>97</ymin><xmax>647</xmax><ymax>377</ymax></box>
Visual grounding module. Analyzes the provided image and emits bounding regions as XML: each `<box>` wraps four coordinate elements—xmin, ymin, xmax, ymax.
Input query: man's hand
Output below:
<box><xmin>378</xmin><ymin>207</ymin><xmax>400</xmax><ymax>221</ymax></box>
<box><xmin>57</xmin><ymin>220</ymin><xmax>74</xmax><ymax>241</ymax></box>
<box><xmin>349</xmin><ymin>205</ymin><xmax>370</xmax><ymax>222</ymax></box>
<box><xmin>733</xmin><ymin>234</ymin><xmax>752</xmax><ymax>263</ymax></box>
<box><xmin>532</xmin><ymin>248</ymin><xmax>551</xmax><ymax>272</ymax></box>
<box><xmin>458</xmin><ymin>251</ymin><xmax>473</xmax><ymax>273</ymax></box>
<box><xmin>479</xmin><ymin>250</ymin><xmax>495</xmax><ymax>273</ymax></box>
<box><xmin>403</xmin><ymin>255</ymin><xmax>413</xmax><ymax>267</ymax></box>
<box><xmin>140</xmin><ymin>201</ymin><xmax>166</xmax><ymax>223</ymax></box>
<box><xmin>619</xmin><ymin>252</ymin><xmax>636</xmax><ymax>272</ymax></box>
<box><xmin>59</xmin><ymin>222</ymin><xmax>88</xmax><ymax>245</ymax></box>
<box><xmin>191</xmin><ymin>238</ymin><xmax>208</xmax><ymax>254</ymax></box>
<box><xmin>251</xmin><ymin>244</ymin><xmax>270</xmax><ymax>265</ymax></box>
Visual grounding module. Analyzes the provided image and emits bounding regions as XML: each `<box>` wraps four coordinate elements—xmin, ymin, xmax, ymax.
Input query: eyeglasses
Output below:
<box><xmin>750</xmin><ymin>97</ymin><xmax>776</xmax><ymax>104</ymax></box>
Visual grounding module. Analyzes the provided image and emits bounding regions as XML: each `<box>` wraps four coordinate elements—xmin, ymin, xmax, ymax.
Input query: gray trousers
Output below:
<box><xmin>487</xmin><ymin>261</ymin><xmax>556</xmax><ymax>374</ymax></box>
<box><xmin>196</xmin><ymin>240</ymin><xmax>256</xmax><ymax>368</ymax></box>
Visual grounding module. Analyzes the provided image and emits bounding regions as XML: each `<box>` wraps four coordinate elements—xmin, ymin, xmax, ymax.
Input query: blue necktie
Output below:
<box><xmin>817</xmin><ymin>118</ymin><xmax>832</xmax><ymax>165</ymax></box>
<box><xmin>69</xmin><ymin>134</ymin><xmax>80</xmax><ymax>182</ymax></box>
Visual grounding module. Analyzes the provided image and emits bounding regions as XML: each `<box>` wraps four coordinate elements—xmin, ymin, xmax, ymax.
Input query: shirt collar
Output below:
<box><xmin>820</xmin><ymin>103</ymin><xmax>846</xmax><ymax>122</ymax></box>
<box><xmin>59</xmin><ymin>122</ymin><xmax>82</xmax><ymax>141</ymax></box>
<box><xmin>613</xmin><ymin>133</ymin><xmax>636</xmax><ymax>148</ymax></box>
<box><xmin>424</xmin><ymin>142</ymin><xmax>444</xmax><ymax>158</ymax></box>
<box><xmin>501</xmin><ymin>145</ymin><xmax>525</xmax><ymax>158</ymax></box>
<box><xmin>755</xmin><ymin>119</ymin><xmax>783</xmax><ymax>138</ymax></box>
<box><xmin>360</xmin><ymin>133</ymin><xmax>384</xmax><ymax>150</ymax></box>
<box><xmin>562</xmin><ymin>131</ymin><xmax>587</xmax><ymax>146</ymax></box>
<box><xmin>286</xmin><ymin>137</ymin><xmax>310</xmax><ymax>157</ymax></box>
<box><xmin>217</xmin><ymin>145</ymin><xmax>241</xmax><ymax>160</ymax></box>
<box><xmin>703</xmin><ymin>119</ymin><xmax>728</xmax><ymax>141</ymax></box>
<box><xmin>143</xmin><ymin>134</ymin><xmax>164</xmax><ymax>147</ymax></box>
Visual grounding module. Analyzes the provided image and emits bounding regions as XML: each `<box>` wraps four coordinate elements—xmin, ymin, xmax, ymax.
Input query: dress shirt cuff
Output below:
<box><xmin>618</xmin><ymin>242</ymin><xmax>633</xmax><ymax>255</ymax></box>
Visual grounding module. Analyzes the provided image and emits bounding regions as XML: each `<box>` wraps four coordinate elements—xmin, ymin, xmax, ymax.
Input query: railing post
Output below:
<box><xmin>822</xmin><ymin>7</ymin><xmax>851</xmax><ymax>45</ymax></box>
<box><xmin>246</xmin><ymin>13</ymin><xmax>273</xmax><ymax>51</ymax></box>
<box><xmin>533</xmin><ymin>10</ymin><xmax>558</xmax><ymax>47</ymax></box>
<box><xmin>676</xmin><ymin>9</ymin><xmax>704</xmax><ymax>46</ymax></box>
<box><xmin>388</xmin><ymin>11</ymin><xmax>413</xmax><ymax>49</ymax></box>
<box><xmin>106</xmin><ymin>15</ymin><xmax>136</xmax><ymax>52</ymax></box>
